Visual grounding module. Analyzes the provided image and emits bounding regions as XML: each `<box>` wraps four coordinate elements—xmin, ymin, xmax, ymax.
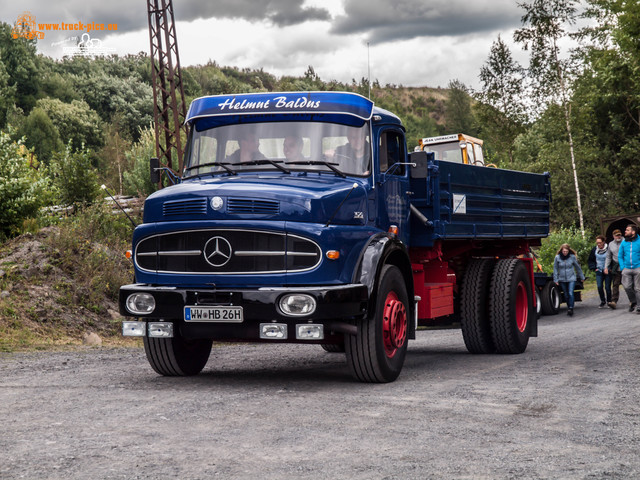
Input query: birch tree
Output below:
<box><xmin>514</xmin><ymin>0</ymin><xmax>585</xmax><ymax>237</ymax></box>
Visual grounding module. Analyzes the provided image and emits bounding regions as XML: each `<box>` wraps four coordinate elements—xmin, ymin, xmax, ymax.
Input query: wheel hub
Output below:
<box><xmin>515</xmin><ymin>281</ymin><xmax>528</xmax><ymax>332</ymax></box>
<box><xmin>382</xmin><ymin>291</ymin><xmax>407</xmax><ymax>358</ymax></box>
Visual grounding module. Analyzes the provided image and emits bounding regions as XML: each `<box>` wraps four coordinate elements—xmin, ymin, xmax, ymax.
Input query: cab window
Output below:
<box><xmin>379</xmin><ymin>131</ymin><xmax>405</xmax><ymax>175</ymax></box>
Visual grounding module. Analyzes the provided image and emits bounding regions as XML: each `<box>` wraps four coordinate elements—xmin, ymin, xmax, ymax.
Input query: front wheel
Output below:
<box><xmin>143</xmin><ymin>327</ymin><xmax>213</xmax><ymax>376</ymax></box>
<box><xmin>345</xmin><ymin>265</ymin><xmax>409</xmax><ymax>383</ymax></box>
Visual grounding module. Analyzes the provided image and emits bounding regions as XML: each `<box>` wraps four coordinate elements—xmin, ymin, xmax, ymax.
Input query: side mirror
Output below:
<box><xmin>150</xmin><ymin>157</ymin><xmax>160</xmax><ymax>184</ymax></box>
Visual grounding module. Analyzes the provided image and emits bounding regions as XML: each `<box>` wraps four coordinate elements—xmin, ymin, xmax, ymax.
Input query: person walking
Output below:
<box><xmin>618</xmin><ymin>224</ymin><xmax>640</xmax><ymax>313</ymax></box>
<box><xmin>553</xmin><ymin>243</ymin><xmax>586</xmax><ymax>317</ymax></box>
<box><xmin>604</xmin><ymin>229</ymin><xmax>623</xmax><ymax>309</ymax></box>
<box><xmin>588</xmin><ymin>235</ymin><xmax>611</xmax><ymax>308</ymax></box>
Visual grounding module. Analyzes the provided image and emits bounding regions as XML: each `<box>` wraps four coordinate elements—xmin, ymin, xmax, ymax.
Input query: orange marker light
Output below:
<box><xmin>326</xmin><ymin>250</ymin><xmax>340</xmax><ymax>260</ymax></box>
<box><xmin>125</xmin><ymin>250</ymin><xmax>132</xmax><ymax>259</ymax></box>
<box><xmin>388</xmin><ymin>225</ymin><xmax>399</xmax><ymax>236</ymax></box>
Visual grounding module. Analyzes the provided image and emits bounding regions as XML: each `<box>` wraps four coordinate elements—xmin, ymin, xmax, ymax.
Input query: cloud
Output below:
<box><xmin>1</xmin><ymin>0</ymin><xmax>331</xmax><ymax>36</ymax></box>
<box><xmin>331</xmin><ymin>0</ymin><xmax>522</xmax><ymax>43</ymax></box>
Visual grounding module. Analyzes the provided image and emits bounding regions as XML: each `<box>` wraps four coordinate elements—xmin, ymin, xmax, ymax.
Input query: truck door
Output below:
<box><xmin>377</xmin><ymin>129</ymin><xmax>410</xmax><ymax>244</ymax></box>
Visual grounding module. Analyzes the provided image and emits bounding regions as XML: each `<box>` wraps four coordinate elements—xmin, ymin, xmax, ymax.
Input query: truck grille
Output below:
<box><xmin>135</xmin><ymin>229</ymin><xmax>321</xmax><ymax>274</ymax></box>
<box><xmin>163</xmin><ymin>198</ymin><xmax>207</xmax><ymax>216</ymax></box>
<box><xmin>227</xmin><ymin>198</ymin><xmax>279</xmax><ymax>215</ymax></box>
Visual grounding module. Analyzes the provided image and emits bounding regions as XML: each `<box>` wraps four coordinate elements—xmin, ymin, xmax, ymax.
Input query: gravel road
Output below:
<box><xmin>1</xmin><ymin>292</ymin><xmax>639</xmax><ymax>479</ymax></box>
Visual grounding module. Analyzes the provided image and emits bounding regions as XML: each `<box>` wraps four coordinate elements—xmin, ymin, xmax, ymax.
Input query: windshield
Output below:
<box><xmin>422</xmin><ymin>141</ymin><xmax>463</xmax><ymax>163</ymax></box>
<box><xmin>186</xmin><ymin>121</ymin><xmax>371</xmax><ymax>177</ymax></box>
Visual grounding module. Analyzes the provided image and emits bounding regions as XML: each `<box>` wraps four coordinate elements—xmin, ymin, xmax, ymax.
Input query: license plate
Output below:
<box><xmin>184</xmin><ymin>306</ymin><xmax>243</xmax><ymax>323</ymax></box>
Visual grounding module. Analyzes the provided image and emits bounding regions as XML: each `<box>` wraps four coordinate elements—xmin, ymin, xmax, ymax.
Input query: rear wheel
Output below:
<box><xmin>143</xmin><ymin>327</ymin><xmax>212</xmax><ymax>376</ymax></box>
<box><xmin>541</xmin><ymin>281</ymin><xmax>561</xmax><ymax>315</ymax></box>
<box><xmin>346</xmin><ymin>265</ymin><xmax>409</xmax><ymax>383</ymax></box>
<box><xmin>460</xmin><ymin>258</ymin><xmax>496</xmax><ymax>354</ymax></box>
<box><xmin>489</xmin><ymin>259</ymin><xmax>534</xmax><ymax>354</ymax></box>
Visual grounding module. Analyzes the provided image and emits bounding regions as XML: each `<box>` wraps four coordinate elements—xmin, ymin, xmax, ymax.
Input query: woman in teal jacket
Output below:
<box><xmin>553</xmin><ymin>243</ymin><xmax>586</xmax><ymax>316</ymax></box>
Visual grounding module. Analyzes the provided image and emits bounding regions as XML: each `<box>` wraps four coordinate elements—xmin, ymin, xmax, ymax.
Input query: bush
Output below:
<box><xmin>45</xmin><ymin>202</ymin><xmax>137</xmax><ymax>302</ymax></box>
<box><xmin>122</xmin><ymin>127</ymin><xmax>158</xmax><ymax>197</ymax></box>
<box><xmin>534</xmin><ymin>226</ymin><xmax>595</xmax><ymax>276</ymax></box>
<box><xmin>0</xmin><ymin>132</ymin><xmax>51</xmax><ymax>239</ymax></box>
<box><xmin>50</xmin><ymin>144</ymin><xmax>100</xmax><ymax>207</ymax></box>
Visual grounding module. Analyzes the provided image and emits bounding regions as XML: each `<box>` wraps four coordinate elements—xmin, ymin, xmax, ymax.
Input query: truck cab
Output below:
<box><xmin>418</xmin><ymin>133</ymin><xmax>485</xmax><ymax>166</ymax></box>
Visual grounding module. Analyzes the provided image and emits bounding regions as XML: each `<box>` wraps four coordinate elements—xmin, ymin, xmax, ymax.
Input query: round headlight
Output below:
<box><xmin>126</xmin><ymin>293</ymin><xmax>156</xmax><ymax>315</ymax></box>
<box><xmin>211</xmin><ymin>196</ymin><xmax>224</xmax><ymax>211</ymax></box>
<box><xmin>279</xmin><ymin>294</ymin><xmax>316</xmax><ymax>316</ymax></box>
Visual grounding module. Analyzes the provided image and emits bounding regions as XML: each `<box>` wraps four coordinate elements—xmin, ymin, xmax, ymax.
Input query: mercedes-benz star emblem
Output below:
<box><xmin>203</xmin><ymin>236</ymin><xmax>233</xmax><ymax>267</ymax></box>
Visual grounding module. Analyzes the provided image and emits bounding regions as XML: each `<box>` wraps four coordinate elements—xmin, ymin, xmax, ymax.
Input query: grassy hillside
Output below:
<box><xmin>0</xmin><ymin>205</ymin><xmax>138</xmax><ymax>351</ymax></box>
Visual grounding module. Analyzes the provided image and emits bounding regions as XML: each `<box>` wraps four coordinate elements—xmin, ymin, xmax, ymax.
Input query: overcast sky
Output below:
<box><xmin>3</xmin><ymin>0</ymin><xmax>536</xmax><ymax>90</ymax></box>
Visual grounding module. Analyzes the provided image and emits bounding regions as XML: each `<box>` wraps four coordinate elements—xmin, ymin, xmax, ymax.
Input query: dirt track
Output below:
<box><xmin>1</xmin><ymin>292</ymin><xmax>639</xmax><ymax>479</ymax></box>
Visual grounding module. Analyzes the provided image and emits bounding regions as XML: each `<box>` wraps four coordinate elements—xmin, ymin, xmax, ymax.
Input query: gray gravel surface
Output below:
<box><xmin>1</xmin><ymin>293</ymin><xmax>639</xmax><ymax>479</ymax></box>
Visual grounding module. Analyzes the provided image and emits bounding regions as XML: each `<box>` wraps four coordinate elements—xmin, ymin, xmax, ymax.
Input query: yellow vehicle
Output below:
<box><xmin>418</xmin><ymin>133</ymin><xmax>485</xmax><ymax>166</ymax></box>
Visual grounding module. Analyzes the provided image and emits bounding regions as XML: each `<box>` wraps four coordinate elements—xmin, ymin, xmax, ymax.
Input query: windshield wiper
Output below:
<box><xmin>285</xmin><ymin>160</ymin><xmax>346</xmax><ymax>178</ymax></box>
<box><xmin>236</xmin><ymin>159</ymin><xmax>290</xmax><ymax>174</ymax></box>
<box><xmin>184</xmin><ymin>162</ymin><xmax>237</xmax><ymax>176</ymax></box>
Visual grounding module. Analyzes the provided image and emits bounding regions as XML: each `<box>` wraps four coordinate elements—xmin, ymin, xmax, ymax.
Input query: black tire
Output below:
<box><xmin>535</xmin><ymin>289</ymin><xmax>542</xmax><ymax>318</ymax></box>
<box><xmin>143</xmin><ymin>329</ymin><xmax>213</xmax><ymax>376</ymax></box>
<box><xmin>540</xmin><ymin>281</ymin><xmax>561</xmax><ymax>315</ymax></box>
<box><xmin>460</xmin><ymin>258</ymin><xmax>496</xmax><ymax>354</ymax></box>
<box><xmin>489</xmin><ymin>259</ymin><xmax>534</xmax><ymax>354</ymax></box>
<box><xmin>321</xmin><ymin>343</ymin><xmax>345</xmax><ymax>353</ymax></box>
<box><xmin>345</xmin><ymin>265</ymin><xmax>409</xmax><ymax>383</ymax></box>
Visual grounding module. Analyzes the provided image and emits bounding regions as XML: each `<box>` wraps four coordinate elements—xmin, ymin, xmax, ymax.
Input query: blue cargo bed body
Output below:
<box><xmin>409</xmin><ymin>157</ymin><xmax>551</xmax><ymax>247</ymax></box>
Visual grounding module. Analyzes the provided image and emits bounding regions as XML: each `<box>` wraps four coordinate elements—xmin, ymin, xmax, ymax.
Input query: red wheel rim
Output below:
<box><xmin>515</xmin><ymin>281</ymin><xmax>528</xmax><ymax>332</ymax></box>
<box><xmin>382</xmin><ymin>291</ymin><xmax>407</xmax><ymax>358</ymax></box>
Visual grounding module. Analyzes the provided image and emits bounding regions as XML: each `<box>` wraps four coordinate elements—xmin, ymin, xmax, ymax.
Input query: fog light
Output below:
<box><xmin>148</xmin><ymin>322</ymin><xmax>173</xmax><ymax>338</ymax></box>
<box><xmin>279</xmin><ymin>294</ymin><xmax>316</xmax><ymax>316</ymax></box>
<box><xmin>122</xmin><ymin>321</ymin><xmax>146</xmax><ymax>337</ymax></box>
<box><xmin>260</xmin><ymin>323</ymin><xmax>288</xmax><ymax>339</ymax></box>
<box><xmin>296</xmin><ymin>324</ymin><xmax>324</xmax><ymax>340</ymax></box>
<box><xmin>125</xmin><ymin>293</ymin><xmax>156</xmax><ymax>314</ymax></box>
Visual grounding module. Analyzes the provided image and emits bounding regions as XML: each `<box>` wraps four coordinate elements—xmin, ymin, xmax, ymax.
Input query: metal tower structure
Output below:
<box><xmin>147</xmin><ymin>0</ymin><xmax>188</xmax><ymax>180</ymax></box>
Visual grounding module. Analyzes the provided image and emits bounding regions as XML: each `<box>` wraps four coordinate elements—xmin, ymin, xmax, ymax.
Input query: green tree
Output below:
<box><xmin>0</xmin><ymin>23</ymin><xmax>40</xmax><ymax>114</ymax></box>
<box><xmin>101</xmin><ymin>118</ymin><xmax>132</xmax><ymax>195</ymax></box>
<box><xmin>514</xmin><ymin>0</ymin><xmax>586</xmax><ymax>236</ymax></box>
<box><xmin>475</xmin><ymin>35</ymin><xmax>527</xmax><ymax>164</ymax></box>
<box><xmin>572</xmin><ymin>0</ymin><xmax>640</xmax><ymax>215</ymax></box>
<box><xmin>511</xmin><ymin>103</ymin><xmax>616</xmax><ymax>232</ymax></box>
<box><xmin>0</xmin><ymin>59</ymin><xmax>16</xmax><ymax>128</ymax></box>
<box><xmin>35</xmin><ymin>98</ymin><xmax>103</xmax><ymax>151</ymax></box>
<box><xmin>19</xmin><ymin>107</ymin><xmax>64</xmax><ymax>164</ymax></box>
<box><xmin>445</xmin><ymin>80</ymin><xmax>475</xmax><ymax>135</ymax></box>
<box><xmin>51</xmin><ymin>145</ymin><xmax>100</xmax><ymax>207</ymax></box>
<box><xmin>72</xmin><ymin>71</ymin><xmax>153</xmax><ymax>141</ymax></box>
<box><xmin>0</xmin><ymin>132</ymin><xmax>51</xmax><ymax>239</ymax></box>
<box><xmin>122</xmin><ymin>127</ymin><xmax>158</xmax><ymax>197</ymax></box>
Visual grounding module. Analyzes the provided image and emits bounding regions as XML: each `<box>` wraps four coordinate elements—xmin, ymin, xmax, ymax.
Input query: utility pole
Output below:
<box><xmin>147</xmin><ymin>0</ymin><xmax>188</xmax><ymax>184</ymax></box>
<box><xmin>367</xmin><ymin>42</ymin><xmax>371</xmax><ymax>99</ymax></box>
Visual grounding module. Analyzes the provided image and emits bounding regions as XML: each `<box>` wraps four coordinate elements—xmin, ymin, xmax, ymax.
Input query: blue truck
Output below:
<box><xmin>119</xmin><ymin>91</ymin><xmax>551</xmax><ymax>382</ymax></box>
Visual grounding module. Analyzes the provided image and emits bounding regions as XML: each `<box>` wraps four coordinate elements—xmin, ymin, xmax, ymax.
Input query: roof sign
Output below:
<box><xmin>186</xmin><ymin>91</ymin><xmax>374</xmax><ymax>127</ymax></box>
